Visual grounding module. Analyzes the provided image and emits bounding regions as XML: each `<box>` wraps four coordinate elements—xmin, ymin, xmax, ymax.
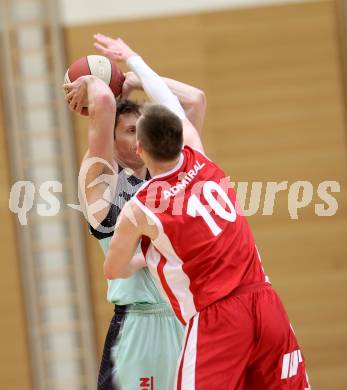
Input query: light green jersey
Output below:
<box><xmin>91</xmin><ymin>166</ymin><xmax>166</xmax><ymax>305</ymax></box>
<box><xmin>98</xmin><ymin>236</ymin><xmax>166</xmax><ymax>305</ymax></box>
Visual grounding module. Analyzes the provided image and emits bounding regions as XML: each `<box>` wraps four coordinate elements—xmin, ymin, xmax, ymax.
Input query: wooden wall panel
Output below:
<box><xmin>201</xmin><ymin>4</ymin><xmax>347</xmax><ymax>389</ymax></box>
<box><xmin>0</xmin><ymin>101</ymin><xmax>32</xmax><ymax>387</ymax></box>
<box><xmin>64</xmin><ymin>1</ymin><xmax>347</xmax><ymax>388</ymax></box>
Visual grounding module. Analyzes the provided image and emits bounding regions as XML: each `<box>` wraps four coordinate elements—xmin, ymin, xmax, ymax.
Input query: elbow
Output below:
<box><xmin>90</xmin><ymin>92</ymin><xmax>116</xmax><ymax>117</ymax></box>
<box><xmin>104</xmin><ymin>257</ymin><xmax>128</xmax><ymax>280</ymax></box>
<box><xmin>103</xmin><ymin>259</ymin><xmax>117</xmax><ymax>279</ymax></box>
<box><xmin>191</xmin><ymin>89</ymin><xmax>206</xmax><ymax>111</ymax></box>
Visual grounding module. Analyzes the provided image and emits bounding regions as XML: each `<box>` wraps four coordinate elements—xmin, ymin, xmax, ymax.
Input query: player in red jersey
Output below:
<box><xmin>96</xmin><ymin>36</ymin><xmax>311</xmax><ymax>390</ymax></box>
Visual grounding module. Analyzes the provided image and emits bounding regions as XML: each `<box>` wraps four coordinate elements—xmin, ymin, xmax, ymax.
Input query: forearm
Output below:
<box><xmin>78</xmin><ymin>78</ymin><xmax>117</xmax><ymax>226</ymax></box>
<box><xmin>104</xmin><ymin>248</ymin><xmax>145</xmax><ymax>279</ymax></box>
<box><xmin>86</xmin><ymin>77</ymin><xmax>116</xmax><ymax>162</ymax></box>
<box><xmin>119</xmin><ymin>252</ymin><xmax>146</xmax><ymax>278</ymax></box>
<box><xmin>86</xmin><ymin>76</ymin><xmax>115</xmax><ymax>114</ymax></box>
<box><xmin>104</xmin><ymin>207</ymin><xmax>143</xmax><ymax>279</ymax></box>
<box><xmin>161</xmin><ymin>77</ymin><xmax>206</xmax><ymax>133</ymax></box>
<box><xmin>128</xmin><ymin>74</ymin><xmax>206</xmax><ymax>133</ymax></box>
<box><xmin>127</xmin><ymin>56</ymin><xmax>186</xmax><ymax>119</ymax></box>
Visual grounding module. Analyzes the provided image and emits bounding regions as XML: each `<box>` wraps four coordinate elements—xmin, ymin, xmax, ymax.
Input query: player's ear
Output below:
<box><xmin>136</xmin><ymin>140</ymin><xmax>142</xmax><ymax>156</ymax></box>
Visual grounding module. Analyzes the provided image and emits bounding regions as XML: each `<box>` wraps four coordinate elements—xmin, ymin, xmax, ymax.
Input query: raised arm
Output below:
<box><xmin>94</xmin><ymin>34</ymin><xmax>205</xmax><ymax>153</ymax></box>
<box><xmin>122</xmin><ymin>72</ymin><xmax>206</xmax><ymax>134</ymax></box>
<box><xmin>64</xmin><ymin>75</ymin><xmax>117</xmax><ymax>227</ymax></box>
<box><xmin>161</xmin><ymin>77</ymin><xmax>206</xmax><ymax>134</ymax></box>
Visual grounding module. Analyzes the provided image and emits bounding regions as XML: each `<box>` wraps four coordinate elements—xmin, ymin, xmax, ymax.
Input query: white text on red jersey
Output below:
<box><xmin>163</xmin><ymin>160</ymin><xmax>206</xmax><ymax>199</ymax></box>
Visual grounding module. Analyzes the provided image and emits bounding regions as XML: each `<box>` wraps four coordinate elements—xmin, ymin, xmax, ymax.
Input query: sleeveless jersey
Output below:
<box><xmin>90</xmin><ymin>166</ymin><xmax>166</xmax><ymax>305</ymax></box>
<box><xmin>133</xmin><ymin>146</ymin><xmax>267</xmax><ymax>324</ymax></box>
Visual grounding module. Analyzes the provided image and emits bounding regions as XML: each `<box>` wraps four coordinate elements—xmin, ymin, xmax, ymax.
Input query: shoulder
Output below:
<box><xmin>181</xmin><ymin>117</ymin><xmax>205</xmax><ymax>154</ymax></box>
<box><xmin>133</xmin><ymin>178</ymin><xmax>151</xmax><ymax>201</ymax></box>
<box><xmin>119</xmin><ymin>199</ymin><xmax>145</xmax><ymax>229</ymax></box>
<box><xmin>182</xmin><ymin>145</ymin><xmax>213</xmax><ymax>168</ymax></box>
<box><xmin>120</xmin><ymin>199</ymin><xmax>158</xmax><ymax>240</ymax></box>
<box><xmin>123</xmin><ymin>198</ymin><xmax>159</xmax><ymax>240</ymax></box>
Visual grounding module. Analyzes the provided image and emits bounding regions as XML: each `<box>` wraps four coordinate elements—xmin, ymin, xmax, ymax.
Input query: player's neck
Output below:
<box><xmin>132</xmin><ymin>165</ymin><xmax>147</xmax><ymax>180</ymax></box>
<box><xmin>148</xmin><ymin>156</ymin><xmax>181</xmax><ymax>178</ymax></box>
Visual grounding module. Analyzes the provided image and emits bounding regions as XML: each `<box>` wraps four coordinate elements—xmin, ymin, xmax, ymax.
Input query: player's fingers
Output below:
<box><xmin>73</xmin><ymin>93</ymin><xmax>82</xmax><ymax>110</ymax></box>
<box><xmin>99</xmin><ymin>33</ymin><xmax>116</xmax><ymax>45</ymax></box>
<box><xmin>68</xmin><ymin>103</ymin><xmax>76</xmax><ymax>113</ymax></box>
<box><xmin>63</xmin><ymin>83</ymin><xmax>72</xmax><ymax>93</ymax></box>
<box><xmin>76</xmin><ymin>102</ymin><xmax>83</xmax><ymax>114</ymax></box>
<box><xmin>94</xmin><ymin>43</ymin><xmax>117</xmax><ymax>61</ymax></box>
<box><xmin>94</xmin><ymin>32</ymin><xmax>108</xmax><ymax>40</ymax></box>
<box><xmin>94</xmin><ymin>42</ymin><xmax>108</xmax><ymax>55</ymax></box>
<box><xmin>94</xmin><ymin>43</ymin><xmax>115</xmax><ymax>56</ymax></box>
<box><xmin>76</xmin><ymin>93</ymin><xmax>85</xmax><ymax>111</ymax></box>
<box><xmin>124</xmin><ymin>71</ymin><xmax>135</xmax><ymax>81</ymax></box>
<box><xmin>122</xmin><ymin>81</ymin><xmax>133</xmax><ymax>99</ymax></box>
<box><xmin>64</xmin><ymin>91</ymin><xmax>74</xmax><ymax>102</ymax></box>
<box><xmin>121</xmin><ymin>87</ymin><xmax>130</xmax><ymax>99</ymax></box>
<box><xmin>93</xmin><ymin>37</ymin><xmax>106</xmax><ymax>49</ymax></box>
<box><xmin>73</xmin><ymin>101</ymin><xmax>80</xmax><ymax>112</ymax></box>
<box><xmin>94</xmin><ymin>33</ymin><xmax>113</xmax><ymax>47</ymax></box>
<box><xmin>69</xmin><ymin>95</ymin><xmax>78</xmax><ymax>111</ymax></box>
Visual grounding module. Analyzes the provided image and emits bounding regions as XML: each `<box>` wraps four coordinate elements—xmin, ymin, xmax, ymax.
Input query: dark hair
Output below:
<box><xmin>137</xmin><ymin>104</ymin><xmax>183</xmax><ymax>161</ymax></box>
<box><xmin>115</xmin><ymin>99</ymin><xmax>141</xmax><ymax>128</ymax></box>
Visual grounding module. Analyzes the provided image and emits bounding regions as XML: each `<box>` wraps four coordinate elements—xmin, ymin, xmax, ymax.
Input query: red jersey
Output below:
<box><xmin>134</xmin><ymin>146</ymin><xmax>267</xmax><ymax>325</ymax></box>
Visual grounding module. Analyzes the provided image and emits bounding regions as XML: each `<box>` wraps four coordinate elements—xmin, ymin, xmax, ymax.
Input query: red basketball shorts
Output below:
<box><xmin>175</xmin><ymin>283</ymin><xmax>311</xmax><ymax>390</ymax></box>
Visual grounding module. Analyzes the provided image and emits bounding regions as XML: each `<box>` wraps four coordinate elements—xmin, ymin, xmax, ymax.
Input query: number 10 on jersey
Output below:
<box><xmin>187</xmin><ymin>181</ymin><xmax>237</xmax><ymax>236</ymax></box>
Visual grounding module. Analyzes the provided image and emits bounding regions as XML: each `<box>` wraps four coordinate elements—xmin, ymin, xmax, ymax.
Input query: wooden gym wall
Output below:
<box><xmin>0</xmin><ymin>101</ymin><xmax>32</xmax><ymax>386</ymax></box>
<box><xmin>64</xmin><ymin>1</ymin><xmax>347</xmax><ymax>389</ymax></box>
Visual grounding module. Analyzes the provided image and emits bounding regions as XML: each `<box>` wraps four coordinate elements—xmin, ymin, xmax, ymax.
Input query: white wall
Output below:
<box><xmin>59</xmin><ymin>0</ymin><xmax>316</xmax><ymax>26</ymax></box>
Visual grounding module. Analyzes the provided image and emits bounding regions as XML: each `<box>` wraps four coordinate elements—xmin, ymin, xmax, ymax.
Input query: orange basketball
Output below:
<box><xmin>64</xmin><ymin>55</ymin><xmax>125</xmax><ymax>115</ymax></box>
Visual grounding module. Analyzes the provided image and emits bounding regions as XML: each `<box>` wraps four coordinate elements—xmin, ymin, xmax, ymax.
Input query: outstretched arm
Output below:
<box><xmin>94</xmin><ymin>34</ymin><xmax>205</xmax><ymax>153</ymax></box>
<box><xmin>161</xmin><ymin>77</ymin><xmax>206</xmax><ymax>134</ymax></box>
<box><xmin>122</xmin><ymin>72</ymin><xmax>206</xmax><ymax>134</ymax></box>
<box><xmin>64</xmin><ymin>75</ymin><xmax>118</xmax><ymax>227</ymax></box>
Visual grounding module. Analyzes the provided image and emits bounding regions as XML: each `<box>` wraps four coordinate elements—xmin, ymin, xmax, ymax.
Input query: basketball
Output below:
<box><xmin>64</xmin><ymin>55</ymin><xmax>125</xmax><ymax>115</ymax></box>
